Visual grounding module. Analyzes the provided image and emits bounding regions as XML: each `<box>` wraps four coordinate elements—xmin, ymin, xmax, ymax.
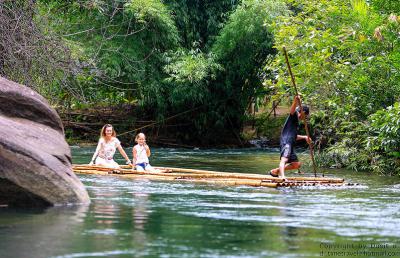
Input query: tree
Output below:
<box><xmin>162</xmin><ymin>0</ymin><xmax>287</xmax><ymax>144</ymax></box>
<box><xmin>0</xmin><ymin>0</ymin><xmax>77</xmax><ymax>103</ymax></box>
<box><xmin>270</xmin><ymin>0</ymin><xmax>400</xmax><ymax>174</ymax></box>
<box><xmin>164</xmin><ymin>0</ymin><xmax>240</xmax><ymax>49</ymax></box>
<box><xmin>38</xmin><ymin>0</ymin><xmax>180</xmax><ymax>105</ymax></box>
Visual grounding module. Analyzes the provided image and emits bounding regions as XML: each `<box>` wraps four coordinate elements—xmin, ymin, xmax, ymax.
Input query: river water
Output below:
<box><xmin>1</xmin><ymin>147</ymin><xmax>400</xmax><ymax>258</ymax></box>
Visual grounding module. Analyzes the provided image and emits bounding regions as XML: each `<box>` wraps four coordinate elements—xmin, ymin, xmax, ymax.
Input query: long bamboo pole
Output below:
<box><xmin>282</xmin><ymin>47</ymin><xmax>319</xmax><ymax>177</ymax></box>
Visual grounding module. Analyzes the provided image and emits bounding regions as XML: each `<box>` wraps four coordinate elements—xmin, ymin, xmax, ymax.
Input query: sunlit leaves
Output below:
<box><xmin>371</xmin><ymin>0</ymin><xmax>400</xmax><ymax>14</ymax></box>
<box><xmin>269</xmin><ymin>0</ymin><xmax>400</xmax><ymax>174</ymax></box>
<box><xmin>164</xmin><ymin>49</ymin><xmax>221</xmax><ymax>84</ymax></box>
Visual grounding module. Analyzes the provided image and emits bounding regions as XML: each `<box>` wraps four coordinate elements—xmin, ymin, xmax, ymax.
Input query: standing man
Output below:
<box><xmin>269</xmin><ymin>95</ymin><xmax>311</xmax><ymax>179</ymax></box>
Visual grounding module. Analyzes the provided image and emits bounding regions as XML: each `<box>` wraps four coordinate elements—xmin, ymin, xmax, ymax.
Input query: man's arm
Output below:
<box><xmin>296</xmin><ymin>135</ymin><xmax>311</xmax><ymax>144</ymax></box>
<box><xmin>290</xmin><ymin>95</ymin><xmax>300</xmax><ymax>115</ymax></box>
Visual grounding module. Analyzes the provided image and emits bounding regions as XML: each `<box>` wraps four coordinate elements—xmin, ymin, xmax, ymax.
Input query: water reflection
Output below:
<box><xmin>0</xmin><ymin>204</ymin><xmax>89</xmax><ymax>258</ymax></box>
<box><xmin>133</xmin><ymin>193</ymin><xmax>149</xmax><ymax>230</ymax></box>
<box><xmin>278</xmin><ymin>195</ymin><xmax>300</xmax><ymax>253</ymax></box>
<box><xmin>131</xmin><ymin>192</ymin><xmax>149</xmax><ymax>256</ymax></box>
<box><xmin>93</xmin><ymin>190</ymin><xmax>120</xmax><ymax>225</ymax></box>
<box><xmin>82</xmin><ymin>177</ymin><xmax>153</xmax><ymax>257</ymax></box>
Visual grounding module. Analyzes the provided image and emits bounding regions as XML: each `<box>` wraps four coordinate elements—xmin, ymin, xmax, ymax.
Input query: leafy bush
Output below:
<box><xmin>268</xmin><ymin>0</ymin><xmax>400</xmax><ymax>174</ymax></box>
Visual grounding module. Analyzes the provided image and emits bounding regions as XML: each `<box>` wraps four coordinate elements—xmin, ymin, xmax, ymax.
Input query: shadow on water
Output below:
<box><xmin>1</xmin><ymin>147</ymin><xmax>400</xmax><ymax>257</ymax></box>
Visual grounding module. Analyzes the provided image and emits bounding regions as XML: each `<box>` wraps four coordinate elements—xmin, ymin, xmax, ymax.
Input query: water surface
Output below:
<box><xmin>1</xmin><ymin>147</ymin><xmax>400</xmax><ymax>258</ymax></box>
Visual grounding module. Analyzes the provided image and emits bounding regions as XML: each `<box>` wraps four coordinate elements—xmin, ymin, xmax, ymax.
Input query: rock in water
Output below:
<box><xmin>0</xmin><ymin>77</ymin><xmax>90</xmax><ymax>208</ymax></box>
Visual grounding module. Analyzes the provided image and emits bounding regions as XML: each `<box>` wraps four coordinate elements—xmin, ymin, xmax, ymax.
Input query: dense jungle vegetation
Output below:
<box><xmin>1</xmin><ymin>0</ymin><xmax>400</xmax><ymax>175</ymax></box>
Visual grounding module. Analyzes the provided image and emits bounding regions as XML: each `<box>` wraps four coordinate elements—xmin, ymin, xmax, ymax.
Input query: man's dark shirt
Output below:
<box><xmin>280</xmin><ymin>113</ymin><xmax>299</xmax><ymax>146</ymax></box>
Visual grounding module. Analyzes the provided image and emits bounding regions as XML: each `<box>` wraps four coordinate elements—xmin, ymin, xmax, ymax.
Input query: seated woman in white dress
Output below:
<box><xmin>89</xmin><ymin>124</ymin><xmax>132</xmax><ymax>169</ymax></box>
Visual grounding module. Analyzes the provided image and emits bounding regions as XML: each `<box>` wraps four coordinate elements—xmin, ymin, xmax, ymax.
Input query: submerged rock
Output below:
<box><xmin>0</xmin><ymin>77</ymin><xmax>90</xmax><ymax>208</ymax></box>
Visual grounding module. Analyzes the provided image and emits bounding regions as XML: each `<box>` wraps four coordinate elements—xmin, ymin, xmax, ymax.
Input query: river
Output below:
<box><xmin>1</xmin><ymin>147</ymin><xmax>400</xmax><ymax>258</ymax></box>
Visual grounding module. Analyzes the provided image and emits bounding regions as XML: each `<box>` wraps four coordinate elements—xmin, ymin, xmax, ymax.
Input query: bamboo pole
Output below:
<box><xmin>152</xmin><ymin>167</ymin><xmax>343</xmax><ymax>183</ymax></box>
<box><xmin>128</xmin><ymin>175</ymin><xmax>279</xmax><ymax>188</ymax></box>
<box><xmin>282</xmin><ymin>46</ymin><xmax>319</xmax><ymax>177</ymax></box>
<box><xmin>73</xmin><ymin>169</ymin><xmax>109</xmax><ymax>175</ymax></box>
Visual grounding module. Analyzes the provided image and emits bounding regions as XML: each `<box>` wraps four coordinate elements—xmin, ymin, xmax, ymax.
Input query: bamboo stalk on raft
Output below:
<box><xmin>72</xmin><ymin>165</ymin><xmax>342</xmax><ymax>182</ymax></box>
<box><xmin>72</xmin><ymin>169</ymin><xmax>345</xmax><ymax>188</ymax></box>
<box><xmin>72</xmin><ymin>165</ymin><xmax>345</xmax><ymax>188</ymax></box>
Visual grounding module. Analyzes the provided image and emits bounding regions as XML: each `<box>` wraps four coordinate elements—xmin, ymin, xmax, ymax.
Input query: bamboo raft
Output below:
<box><xmin>72</xmin><ymin>165</ymin><xmax>350</xmax><ymax>188</ymax></box>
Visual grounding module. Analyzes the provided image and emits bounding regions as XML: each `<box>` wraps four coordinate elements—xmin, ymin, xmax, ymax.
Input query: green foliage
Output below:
<box><xmin>164</xmin><ymin>49</ymin><xmax>221</xmax><ymax>84</ymax></box>
<box><xmin>270</xmin><ymin>0</ymin><xmax>386</xmax><ymax>107</ymax></box>
<box><xmin>124</xmin><ymin>0</ymin><xmax>180</xmax><ymax>49</ymax></box>
<box><xmin>208</xmin><ymin>0</ymin><xmax>287</xmax><ymax>133</ymax></box>
<box><xmin>371</xmin><ymin>0</ymin><xmax>400</xmax><ymax>14</ymax></box>
<box><xmin>315</xmin><ymin>104</ymin><xmax>400</xmax><ymax>175</ymax></box>
<box><xmin>0</xmin><ymin>0</ymin><xmax>77</xmax><ymax>103</ymax></box>
<box><xmin>164</xmin><ymin>49</ymin><xmax>222</xmax><ymax>107</ymax></box>
<box><xmin>164</xmin><ymin>0</ymin><xmax>240</xmax><ymax>49</ymax></box>
<box><xmin>16</xmin><ymin>0</ymin><xmax>400</xmax><ymax>160</ymax></box>
<box><xmin>367</xmin><ymin>103</ymin><xmax>400</xmax><ymax>154</ymax></box>
<box><xmin>268</xmin><ymin>0</ymin><xmax>400</xmax><ymax>174</ymax></box>
<box><xmin>254</xmin><ymin>114</ymin><xmax>286</xmax><ymax>143</ymax></box>
<box><xmin>145</xmin><ymin>0</ymin><xmax>287</xmax><ymax>144</ymax></box>
<box><xmin>38</xmin><ymin>0</ymin><xmax>179</xmax><ymax>106</ymax></box>
<box><xmin>29</xmin><ymin>0</ymin><xmax>291</xmax><ymax>145</ymax></box>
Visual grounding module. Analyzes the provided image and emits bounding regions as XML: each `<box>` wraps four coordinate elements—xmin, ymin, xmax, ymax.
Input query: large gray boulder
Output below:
<box><xmin>0</xmin><ymin>77</ymin><xmax>90</xmax><ymax>208</ymax></box>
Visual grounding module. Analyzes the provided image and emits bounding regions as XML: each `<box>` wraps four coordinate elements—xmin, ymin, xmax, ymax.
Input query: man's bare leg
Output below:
<box><xmin>278</xmin><ymin>157</ymin><xmax>287</xmax><ymax>179</ymax></box>
<box><xmin>270</xmin><ymin>161</ymin><xmax>301</xmax><ymax>177</ymax></box>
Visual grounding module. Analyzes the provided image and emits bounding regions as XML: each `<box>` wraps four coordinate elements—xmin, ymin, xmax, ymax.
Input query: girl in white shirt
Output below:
<box><xmin>89</xmin><ymin>124</ymin><xmax>132</xmax><ymax>169</ymax></box>
<box><xmin>133</xmin><ymin>133</ymin><xmax>155</xmax><ymax>172</ymax></box>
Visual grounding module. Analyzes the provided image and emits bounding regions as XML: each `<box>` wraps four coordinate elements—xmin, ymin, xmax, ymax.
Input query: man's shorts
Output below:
<box><xmin>280</xmin><ymin>143</ymin><xmax>298</xmax><ymax>163</ymax></box>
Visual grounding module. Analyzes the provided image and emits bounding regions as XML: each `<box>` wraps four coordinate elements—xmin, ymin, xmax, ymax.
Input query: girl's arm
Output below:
<box><xmin>132</xmin><ymin>147</ymin><xmax>137</xmax><ymax>164</ymax></box>
<box><xmin>117</xmin><ymin>145</ymin><xmax>132</xmax><ymax>166</ymax></box>
<box><xmin>89</xmin><ymin>140</ymin><xmax>101</xmax><ymax>165</ymax></box>
<box><xmin>145</xmin><ymin>144</ymin><xmax>151</xmax><ymax>157</ymax></box>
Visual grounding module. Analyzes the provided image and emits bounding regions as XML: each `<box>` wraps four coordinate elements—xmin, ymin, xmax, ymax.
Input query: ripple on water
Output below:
<box><xmin>52</xmin><ymin>249</ymin><xmax>138</xmax><ymax>258</ymax></box>
<box><xmin>76</xmin><ymin>157</ymin><xmax>400</xmax><ymax>240</ymax></box>
<box><xmin>83</xmin><ymin>228</ymin><xmax>119</xmax><ymax>236</ymax></box>
<box><xmin>135</xmin><ymin>183</ymin><xmax>400</xmax><ymax>238</ymax></box>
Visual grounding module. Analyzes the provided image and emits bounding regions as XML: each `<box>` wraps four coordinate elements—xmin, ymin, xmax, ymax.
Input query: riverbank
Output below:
<box><xmin>58</xmin><ymin>104</ymin><xmax>289</xmax><ymax>148</ymax></box>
